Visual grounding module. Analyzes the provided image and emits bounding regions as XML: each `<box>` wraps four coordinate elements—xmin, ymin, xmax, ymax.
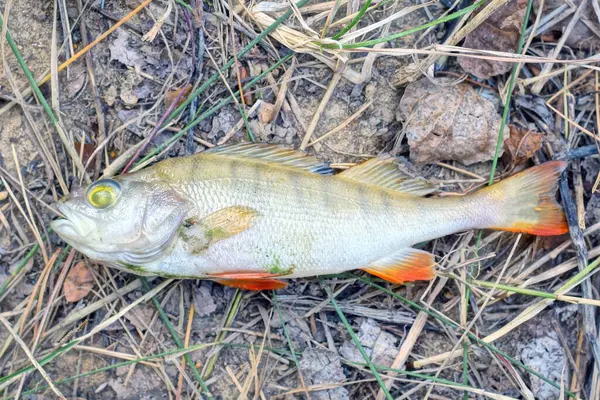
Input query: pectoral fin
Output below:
<box><xmin>200</xmin><ymin>206</ymin><xmax>260</xmax><ymax>239</ymax></box>
<box><xmin>362</xmin><ymin>248</ymin><xmax>436</xmax><ymax>284</ymax></box>
<box><xmin>181</xmin><ymin>206</ymin><xmax>260</xmax><ymax>254</ymax></box>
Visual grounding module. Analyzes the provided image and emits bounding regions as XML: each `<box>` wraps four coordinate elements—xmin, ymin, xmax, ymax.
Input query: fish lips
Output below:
<box><xmin>51</xmin><ymin>203</ymin><xmax>94</xmax><ymax>242</ymax></box>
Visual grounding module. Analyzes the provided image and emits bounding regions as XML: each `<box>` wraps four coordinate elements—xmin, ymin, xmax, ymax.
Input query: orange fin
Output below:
<box><xmin>480</xmin><ymin>161</ymin><xmax>568</xmax><ymax>236</ymax></box>
<box><xmin>362</xmin><ymin>248</ymin><xmax>436</xmax><ymax>284</ymax></box>
<box><xmin>213</xmin><ymin>278</ymin><xmax>287</xmax><ymax>291</ymax></box>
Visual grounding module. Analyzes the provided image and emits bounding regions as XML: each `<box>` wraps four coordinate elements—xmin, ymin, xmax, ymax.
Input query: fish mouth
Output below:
<box><xmin>50</xmin><ymin>204</ymin><xmax>92</xmax><ymax>240</ymax></box>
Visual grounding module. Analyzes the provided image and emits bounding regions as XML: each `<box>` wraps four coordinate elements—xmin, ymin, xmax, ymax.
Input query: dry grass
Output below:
<box><xmin>1</xmin><ymin>0</ymin><xmax>599</xmax><ymax>399</ymax></box>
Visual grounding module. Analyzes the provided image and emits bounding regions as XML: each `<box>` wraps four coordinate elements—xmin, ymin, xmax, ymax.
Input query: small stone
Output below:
<box><xmin>300</xmin><ymin>348</ymin><xmax>349</xmax><ymax>400</ymax></box>
<box><xmin>104</xmin><ymin>86</ymin><xmax>117</xmax><ymax>106</ymax></box>
<box><xmin>520</xmin><ymin>333</ymin><xmax>566</xmax><ymax>400</ymax></box>
<box><xmin>194</xmin><ymin>282</ymin><xmax>217</xmax><ymax>317</ymax></box>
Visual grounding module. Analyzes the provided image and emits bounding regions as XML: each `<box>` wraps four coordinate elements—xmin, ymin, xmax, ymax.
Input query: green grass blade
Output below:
<box><xmin>272</xmin><ymin>291</ymin><xmax>308</xmax><ymax>394</ymax></box>
<box><xmin>165</xmin><ymin>0</ymin><xmax>309</xmax><ymax>126</ymax></box>
<box><xmin>140</xmin><ymin>278</ymin><xmax>212</xmax><ymax>398</ymax></box>
<box><xmin>320</xmin><ymin>279</ymin><xmax>393</xmax><ymax>400</ymax></box>
<box><xmin>350</xmin><ymin>273</ymin><xmax>577</xmax><ymax>398</ymax></box>
<box><xmin>323</xmin><ymin>0</ymin><xmax>486</xmax><ymax>49</ymax></box>
<box><xmin>332</xmin><ymin>0</ymin><xmax>373</xmax><ymax>40</ymax></box>
<box><xmin>136</xmin><ymin>53</ymin><xmax>294</xmax><ymax>166</ymax></box>
<box><xmin>202</xmin><ymin>288</ymin><xmax>243</xmax><ymax>380</ymax></box>
<box><xmin>488</xmin><ymin>0</ymin><xmax>535</xmax><ymax>185</ymax></box>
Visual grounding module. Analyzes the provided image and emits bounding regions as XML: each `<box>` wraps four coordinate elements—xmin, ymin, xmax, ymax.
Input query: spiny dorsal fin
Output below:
<box><xmin>205</xmin><ymin>143</ymin><xmax>333</xmax><ymax>175</ymax></box>
<box><xmin>339</xmin><ymin>155</ymin><xmax>436</xmax><ymax>196</ymax></box>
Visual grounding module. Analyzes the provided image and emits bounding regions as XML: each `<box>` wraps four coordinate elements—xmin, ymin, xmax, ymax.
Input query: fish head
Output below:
<box><xmin>51</xmin><ymin>176</ymin><xmax>188</xmax><ymax>266</ymax></box>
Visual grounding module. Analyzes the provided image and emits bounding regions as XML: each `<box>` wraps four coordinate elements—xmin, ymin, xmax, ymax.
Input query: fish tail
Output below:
<box><xmin>477</xmin><ymin>161</ymin><xmax>568</xmax><ymax>236</ymax></box>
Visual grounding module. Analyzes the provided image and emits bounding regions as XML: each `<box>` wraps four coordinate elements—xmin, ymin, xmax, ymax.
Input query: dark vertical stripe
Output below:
<box><xmin>252</xmin><ymin>161</ymin><xmax>263</xmax><ymax>204</ymax></box>
<box><xmin>358</xmin><ymin>184</ymin><xmax>368</xmax><ymax>217</ymax></box>
<box><xmin>290</xmin><ymin>170</ymin><xmax>305</xmax><ymax>212</ymax></box>
<box><xmin>319</xmin><ymin>174</ymin><xmax>331</xmax><ymax>211</ymax></box>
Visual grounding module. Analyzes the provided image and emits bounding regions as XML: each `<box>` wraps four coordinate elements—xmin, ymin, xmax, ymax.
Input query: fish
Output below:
<box><xmin>51</xmin><ymin>143</ymin><xmax>569</xmax><ymax>291</ymax></box>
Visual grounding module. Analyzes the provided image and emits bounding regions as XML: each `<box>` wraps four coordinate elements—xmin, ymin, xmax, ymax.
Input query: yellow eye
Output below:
<box><xmin>86</xmin><ymin>179</ymin><xmax>120</xmax><ymax>209</ymax></box>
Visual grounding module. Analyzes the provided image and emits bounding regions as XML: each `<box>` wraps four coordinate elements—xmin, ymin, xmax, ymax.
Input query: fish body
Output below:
<box><xmin>52</xmin><ymin>144</ymin><xmax>568</xmax><ymax>290</ymax></box>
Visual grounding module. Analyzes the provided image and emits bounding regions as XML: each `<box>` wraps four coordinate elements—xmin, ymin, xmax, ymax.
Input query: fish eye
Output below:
<box><xmin>86</xmin><ymin>179</ymin><xmax>121</xmax><ymax>209</ymax></box>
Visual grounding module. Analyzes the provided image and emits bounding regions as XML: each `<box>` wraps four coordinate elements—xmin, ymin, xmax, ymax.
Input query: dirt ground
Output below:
<box><xmin>1</xmin><ymin>0</ymin><xmax>600</xmax><ymax>399</ymax></box>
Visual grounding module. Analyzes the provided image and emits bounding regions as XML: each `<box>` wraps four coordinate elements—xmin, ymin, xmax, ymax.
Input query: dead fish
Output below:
<box><xmin>51</xmin><ymin>143</ymin><xmax>568</xmax><ymax>290</ymax></box>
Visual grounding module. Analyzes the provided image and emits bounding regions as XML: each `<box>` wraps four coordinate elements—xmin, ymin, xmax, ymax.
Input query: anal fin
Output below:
<box><xmin>362</xmin><ymin>248</ymin><xmax>436</xmax><ymax>284</ymax></box>
<box><xmin>209</xmin><ymin>271</ymin><xmax>287</xmax><ymax>291</ymax></box>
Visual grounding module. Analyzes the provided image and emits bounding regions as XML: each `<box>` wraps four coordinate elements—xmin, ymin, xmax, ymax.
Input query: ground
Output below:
<box><xmin>1</xmin><ymin>0</ymin><xmax>600</xmax><ymax>399</ymax></box>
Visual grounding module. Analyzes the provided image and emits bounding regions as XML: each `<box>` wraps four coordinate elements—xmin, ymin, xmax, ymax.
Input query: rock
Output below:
<box><xmin>110</xmin><ymin>28</ymin><xmax>143</xmax><ymax>67</ymax></box>
<box><xmin>193</xmin><ymin>282</ymin><xmax>217</xmax><ymax>317</ymax></box>
<box><xmin>339</xmin><ymin>318</ymin><xmax>400</xmax><ymax>367</ymax></box>
<box><xmin>519</xmin><ymin>333</ymin><xmax>566</xmax><ymax>400</ymax></box>
<box><xmin>300</xmin><ymin>348</ymin><xmax>349</xmax><ymax>400</ymax></box>
<box><xmin>397</xmin><ymin>78</ymin><xmax>509</xmax><ymax>165</ymax></box>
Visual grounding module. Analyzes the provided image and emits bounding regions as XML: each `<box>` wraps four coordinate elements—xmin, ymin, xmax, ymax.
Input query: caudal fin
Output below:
<box><xmin>479</xmin><ymin>161</ymin><xmax>568</xmax><ymax>236</ymax></box>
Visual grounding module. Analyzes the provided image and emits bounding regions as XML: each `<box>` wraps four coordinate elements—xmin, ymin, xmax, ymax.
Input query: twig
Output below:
<box><xmin>559</xmin><ymin>170</ymin><xmax>600</xmax><ymax>369</ymax></box>
<box><xmin>0</xmin><ymin>315</ymin><xmax>66</xmax><ymax>399</ymax></box>
<box><xmin>531</xmin><ymin>0</ymin><xmax>589</xmax><ymax>95</ymax></box>
<box><xmin>300</xmin><ymin>69</ymin><xmax>343</xmax><ymax>150</ymax></box>
<box><xmin>122</xmin><ymin>85</ymin><xmax>188</xmax><ymax>173</ymax></box>
<box><xmin>308</xmin><ymin>100</ymin><xmax>373</xmax><ymax>147</ymax></box>
<box><xmin>38</xmin><ymin>0</ymin><xmax>153</xmax><ymax>86</ymax></box>
<box><xmin>376</xmin><ymin>277</ymin><xmax>448</xmax><ymax>400</ymax></box>
<box><xmin>76</xmin><ymin>0</ymin><xmax>106</xmax><ymax>179</ymax></box>
<box><xmin>176</xmin><ymin>301</ymin><xmax>195</xmax><ymax>399</ymax></box>
<box><xmin>0</xmin><ymin>10</ymin><xmax>90</xmax><ymax>184</ymax></box>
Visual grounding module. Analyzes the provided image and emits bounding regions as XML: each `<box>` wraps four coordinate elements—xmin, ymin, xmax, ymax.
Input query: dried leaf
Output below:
<box><xmin>458</xmin><ymin>0</ymin><xmax>527</xmax><ymax>79</ymax></box>
<box><xmin>164</xmin><ymin>85</ymin><xmax>192</xmax><ymax>109</ymax></box>
<box><xmin>65</xmin><ymin>62</ymin><xmax>87</xmax><ymax>98</ymax></box>
<box><xmin>193</xmin><ymin>283</ymin><xmax>217</xmax><ymax>317</ymax></box>
<box><xmin>397</xmin><ymin>78</ymin><xmax>509</xmax><ymax>165</ymax></box>
<box><xmin>109</xmin><ymin>29</ymin><xmax>143</xmax><ymax>67</ymax></box>
<box><xmin>124</xmin><ymin>304</ymin><xmax>155</xmax><ymax>331</ymax></box>
<box><xmin>239</xmin><ymin>66</ymin><xmax>254</xmax><ymax>106</ymax></box>
<box><xmin>505</xmin><ymin>125</ymin><xmax>544</xmax><ymax>163</ymax></box>
<box><xmin>74</xmin><ymin>141</ymin><xmax>96</xmax><ymax>164</ymax></box>
<box><xmin>63</xmin><ymin>261</ymin><xmax>94</xmax><ymax>303</ymax></box>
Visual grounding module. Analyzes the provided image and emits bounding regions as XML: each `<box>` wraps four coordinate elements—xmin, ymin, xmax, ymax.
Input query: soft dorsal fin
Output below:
<box><xmin>339</xmin><ymin>155</ymin><xmax>436</xmax><ymax>196</ymax></box>
<box><xmin>205</xmin><ymin>143</ymin><xmax>333</xmax><ymax>175</ymax></box>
